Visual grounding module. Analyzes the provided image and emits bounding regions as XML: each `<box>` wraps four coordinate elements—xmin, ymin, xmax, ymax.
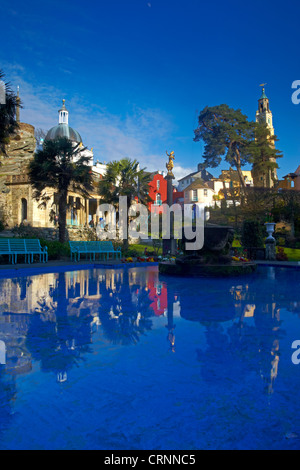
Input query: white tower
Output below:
<box><xmin>256</xmin><ymin>85</ymin><xmax>274</xmax><ymax>136</ymax></box>
<box><xmin>253</xmin><ymin>85</ymin><xmax>278</xmax><ymax>187</ymax></box>
<box><xmin>58</xmin><ymin>99</ymin><xmax>69</xmax><ymax>124</ymax></box>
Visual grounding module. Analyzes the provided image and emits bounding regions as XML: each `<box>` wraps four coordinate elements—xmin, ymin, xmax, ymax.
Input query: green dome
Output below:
<box><xmin>260</xmin><ymin>88</ymin><xmax>268</xmax><ymax>100</ymax></box>
<box><xmin>45</xmin><ymin>123</ymin><xmax>82</xmax><ymax>143</ymax></box>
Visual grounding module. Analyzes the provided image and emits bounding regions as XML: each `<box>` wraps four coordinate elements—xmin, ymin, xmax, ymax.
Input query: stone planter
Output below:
<box><xmin>264</xmin><ymin>222</ymin><xmax>276</xmax><ymax>261</ymax></box>
<box><xmin>265</xmin><ymin>222</ymin><xmax>276</xmax><ymax>241</ymax></box>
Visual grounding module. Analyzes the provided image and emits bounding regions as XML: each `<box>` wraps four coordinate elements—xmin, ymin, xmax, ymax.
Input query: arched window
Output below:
<box><xmin>21</xmin><ymin>198</ymin><xmax>27</xmax><ymax>222</ymax></box>
<box><xmin>156</xmin><ymin>193</ymin><xmax>162</xmax><ymax>206</ymax></box>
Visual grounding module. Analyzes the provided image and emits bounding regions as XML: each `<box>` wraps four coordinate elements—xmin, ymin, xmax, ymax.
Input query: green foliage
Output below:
<box><xmin>194</xmin><ymin>104</ymin><xmax>255</xmax><ymax>190</ymax></box>
<box><xmin>250</xmin><ymin>122</ymin><xmax>282</xmax><ymax>185</ymax></box>
<box><xmin>241</xmin><ymin>220</ymin><xmax>264</xmax><ymax>248</ymax></box>
<box><xmin>39</xmin><ymin>239</ymin><xmax>70</xmax><ymax>260</ymax></box>
<box><xmin>98</xmin><ymin>158</ymin><xmax>151</xmax><ymax>249</ymax></box>
<box><xmin>276</xmin><ymin>246</ymin><xmax>288</xmax><ymax>261</ymax></box>
<box><xmin>0</xmin><ymin>69</ymin><xmax>20</xmax><ymax>156</ymax></box>
<box><xmin>11</xmin><ymin>223</ymin><xmax>39</xmax><ymax>238</ymax></box>
<box><xmin>28</xmin><ymin>137</ymin><xmax>93</xmax><ymax>243</ymax></box>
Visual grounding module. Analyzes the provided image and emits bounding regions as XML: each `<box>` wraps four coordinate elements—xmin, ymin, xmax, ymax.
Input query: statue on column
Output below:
<box><xmin>166</xmin><ymin>150</ymin><xmax>175</xmax><ymax>177</ymax></box>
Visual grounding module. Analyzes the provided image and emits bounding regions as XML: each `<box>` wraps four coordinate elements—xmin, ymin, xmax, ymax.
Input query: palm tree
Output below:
<box><xmin>0</xmin><ymin>69</ymin><xmax>20</xmax><ymax>156</ymax></box>
<box><xmin>98</xmin><ymin>158</ymin><xmax>151</xmax><ymax>250</ymax></box>
<box><xmin>28</xmin><ymin>137</ymin><xmax>93</xmax><ymax>243</ymax></box>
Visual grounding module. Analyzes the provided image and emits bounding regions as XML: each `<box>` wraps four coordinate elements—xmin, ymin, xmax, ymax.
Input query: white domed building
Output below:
<box><xmin>1</xmin><ymin>98</ymin><xmax>106</xmax><ymax>234</ymax></box>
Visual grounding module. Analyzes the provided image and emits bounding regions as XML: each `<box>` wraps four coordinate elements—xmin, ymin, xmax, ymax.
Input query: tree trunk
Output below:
<box><xmin>234</xmin><ymin>150</ymin><xmax>246</xmax><ymax>194</ymax></box>
<box><xmin>58</xmin><ymin>189</ymin><xmax>68</xmax><ymax>244</ymax></box>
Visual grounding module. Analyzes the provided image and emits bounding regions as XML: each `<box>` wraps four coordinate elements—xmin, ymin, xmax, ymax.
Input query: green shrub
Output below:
<box><xmin>241</xmin><ymin>220</ymin><xmax>264</xmax><ymax>248</ymax></box>
<box><xmin>39</xmin><ymin>239</ymin><xmax>70</xmax><ymax>260</ymax></box>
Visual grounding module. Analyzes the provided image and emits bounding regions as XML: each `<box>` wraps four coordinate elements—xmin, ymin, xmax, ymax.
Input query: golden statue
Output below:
<box><xmin>166</xmin><ymin>150</ymin><xmax>175</xmax><ymax>174</ymax></box>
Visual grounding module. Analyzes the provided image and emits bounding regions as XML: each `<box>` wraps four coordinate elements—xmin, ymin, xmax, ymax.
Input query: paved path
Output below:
<box><xmin>0</xmin><ymin>258</ymin><xmax>298</xmax><ymax>278</ymax></box>
<box><xmin>0</xmin><ymin>258</ymin><xmax>159</xmax><ymax>277</ymax></box>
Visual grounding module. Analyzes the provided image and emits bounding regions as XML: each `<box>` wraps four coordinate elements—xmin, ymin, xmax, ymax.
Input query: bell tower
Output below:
<box><xmin>256</xmin><ymin>84</ymin><xmax>274</xmax><ymax>136</ymax></box>
<box><xmin>252</xmin><ymin>85</ymin><xmax>278</xmax><ymax>187</ymax></box>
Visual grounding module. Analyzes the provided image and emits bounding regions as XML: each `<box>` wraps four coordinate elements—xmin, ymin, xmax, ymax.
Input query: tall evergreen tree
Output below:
<box><xmin>194</xmin><ymin>104</ymin><xmax>255</xmax><ymax>192</ymax></box>
<box><xmin>250</xmin><ymin>122</ymin><xmax>283</xmax><ymax>188</ymax></box>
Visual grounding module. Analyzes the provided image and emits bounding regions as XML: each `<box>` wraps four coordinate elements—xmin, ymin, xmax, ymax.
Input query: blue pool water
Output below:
<box><xmin>0</xmin><ymin>265</ymin><xmax>300</xmax><ymax>450</ymax></box>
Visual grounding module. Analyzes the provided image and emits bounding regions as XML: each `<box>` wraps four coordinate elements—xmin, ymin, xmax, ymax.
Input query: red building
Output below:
<box><xmin>148</xmin><ymin>172</ymin><xmax>168</xmax><ymax>214</ymax></box>
<box><xmin>148</xmin><ymin>172</ymin><xmax>182</xmax><ymax>213</ymax></box>
<box><xmin>148</xmin><ymin>278</ymin><xmax>168</xmax><ymax>316</ymax></box>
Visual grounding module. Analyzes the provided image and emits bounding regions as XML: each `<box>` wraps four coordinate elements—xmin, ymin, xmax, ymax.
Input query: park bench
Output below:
<box><xmin>8</xmin><ymin>239</ymin><xmax>27</xmax><ymax>264</ymax></box>
<box><xmin>97</xmin><ymin>241</ymin><xmax>121</xmax><ymax>260</ymax></box>
<box><xmin>0</xmin><ymin>239</ymin><xmax>14</xmax><ymax>264</ymax></box>
<box><xmin>9</xmin><ymin>239</ymin><xmax>48</xmax><ymax>264</ymax></box>
<box><xmin>69</xmin><ymin>241</ymin><xmax>91</xmax><ymax>261</ymax></box>
<box><xmin>69</xmin><ymin>241</ymin><xmax>121</xmax><ymax>261</ymax></box>
<box><xmin>0</xmin><ymin>239</ymin><xmax>48</xmax><ymax>264</ymax></box>
<box><xmin>24</xmin><ymin>239</ymin><xmax>48</xmax><ymax>263</ymax></box>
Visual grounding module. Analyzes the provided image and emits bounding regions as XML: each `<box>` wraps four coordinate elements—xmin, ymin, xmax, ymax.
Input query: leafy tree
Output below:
<box><xmin>0</xmin><ymin>69</ymin><xmax>20</xmax><ymax>156</ymax></box>
<box><xmin>98</xmin><ymin>158</ymin><xmax>151</xmax><ymax>249</ymax></box>
<box><xmin>242</xmin><ymin>187</ymin><xmax>276</xmax><ymax>222</ymax></box>
<box><xmin>274</xmin><ymin>189</ymin><xmax>300</xmax><ymax>237</ymax></box>
<box><xmin>28</xmin><ymin>137</ymin><xmax>93</xmax><ymax>243</ymax></box>
<box><xmin>241</xmin><ymin>220</ymin><xmax>265</xmax><ymax>249</ymax></box>
<box><xmin>194</xmin><ymin>104</ymin><xmax>255</xmax><ymax>192</ymax></box>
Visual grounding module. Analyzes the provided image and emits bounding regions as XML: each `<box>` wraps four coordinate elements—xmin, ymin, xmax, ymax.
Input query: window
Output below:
<box><xmin>192</xmin><ymin>189</ymin><xmax>198</xmax><ymax>201</ymax></box>
<box><xmin>21</xmin><ymin>198</ymin><xmax>27</xmax><ymax>222</ymax></box>
<box><xmin>204</xmin><ymin>189</ymin><xmax>208</xmax><ymax>197</ymax></box>
<box><xmin>157</xmin><ymin>179</ymin><xmax>160</xmax><ymax>190</ymax></box>
<box><xmin>156</xmin><ymin>193</ymin><xmax>162</xmax><ymax>206</ymax></box>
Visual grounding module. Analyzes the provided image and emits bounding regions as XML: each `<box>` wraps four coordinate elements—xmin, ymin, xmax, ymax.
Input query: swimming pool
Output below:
<box><xmin>0</xmin><ymin>265</ymin><xmax>299</xmax><ymax>450</ymax></box>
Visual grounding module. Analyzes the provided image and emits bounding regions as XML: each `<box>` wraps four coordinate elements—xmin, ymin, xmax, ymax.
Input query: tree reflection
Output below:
<box><xmin>26</xmin><ymin>272</ymin><xmax>93</xmax><ymax>382</ymax></box>
<box><xmin>97</xmin><ymin>270</ymin><xmax>153</xmax><ymax>345</ymax></box>
<box><xmin>177</xmin><ymin>271</ymin><xmax>291</xmax><ymax>395</ymax></box>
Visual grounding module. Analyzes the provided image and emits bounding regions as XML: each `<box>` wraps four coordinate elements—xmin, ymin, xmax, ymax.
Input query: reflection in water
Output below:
<box><xmin>172</xmin><ymin>266</ymin><xmax>300</xmax><ymax>396</ymax></box>
<box><xmin>0</xmin><ymin>268</ymin><xmax>163</xmax><ymax>383</ymax></box>
<box><xmin>0</xmin><ymin>265</ymin><xmax>298</xmax><ymax>397</ymax></box>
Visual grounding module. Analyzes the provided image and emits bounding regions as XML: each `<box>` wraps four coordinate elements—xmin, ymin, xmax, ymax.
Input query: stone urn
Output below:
<box><xmin>265</xmin><ymin>222</ymin><xmax>276</xmax><ymax>241</ymax></box>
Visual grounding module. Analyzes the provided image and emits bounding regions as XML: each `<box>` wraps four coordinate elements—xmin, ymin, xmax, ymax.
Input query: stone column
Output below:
<box><xmin>163</xmin><ymin>151</ymin><xmax>176</xmax><ymax>256</ymax></box>
<box><xmin>85</xmin><ymin>199</ymin><xmax>89</xmax><ymax>226</ymax></box>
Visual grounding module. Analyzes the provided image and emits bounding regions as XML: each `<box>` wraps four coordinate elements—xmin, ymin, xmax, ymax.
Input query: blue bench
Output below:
<box><xmin>25</xmin><ymin>239</ymin><xmax>48</xmax><ymax>263</ymax></box>
<box><xmin>0</xmin><ymin>239</ymin><xmax>14</xmax><ymax>264</ymax></box>
<box><xmin>69</xmin><ymin>241</ymin><xmax>121</xmax><ymax>262</ymax></box>
<box><xmin>0</xmin><ymin>239</ymin><xmax>48</xmax><ymax>264</ymax></box>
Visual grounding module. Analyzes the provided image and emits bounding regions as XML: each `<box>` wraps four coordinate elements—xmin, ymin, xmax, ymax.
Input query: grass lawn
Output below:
<box><xmin>280</xmin><ymin>247</ymin><xmax>300</xmax><ymax>262</ymax></box>
<box><xmin>128</xmin><ymin>241</ymin><xmax>300</xmax><ymax>262</ymax></box>
<box><xmin>217</xmin><ymin>239</ymin><xmax>300</xmax><ymax>262</ymax></box>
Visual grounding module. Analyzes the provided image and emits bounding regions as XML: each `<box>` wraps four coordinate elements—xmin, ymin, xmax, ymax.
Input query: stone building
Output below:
<box><xmin>0</xmin><ymin>98</ymin><xmax>107</xmax><ymax>236</ymax></box>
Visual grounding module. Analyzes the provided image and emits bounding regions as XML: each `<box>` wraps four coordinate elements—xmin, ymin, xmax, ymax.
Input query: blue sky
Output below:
<box><xmin>1</xmin><ymin>0</ymin><xmax>300</xmax><ymax>181</ymax></box>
